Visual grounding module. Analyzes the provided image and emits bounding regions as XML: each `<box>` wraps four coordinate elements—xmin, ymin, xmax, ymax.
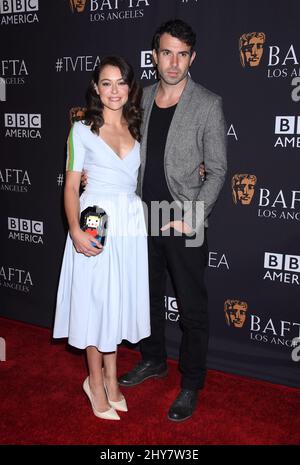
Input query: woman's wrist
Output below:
<box><xmin>69</xmin><ymin>225</ymin><xmax>81</xmax><ymax>237</ymax></box>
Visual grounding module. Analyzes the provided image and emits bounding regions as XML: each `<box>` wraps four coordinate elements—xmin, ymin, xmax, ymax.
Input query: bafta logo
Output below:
<box><xmin>232</xmin><ymin>174</ymin><xmax>257</xmax><ymax>205</ymax></box>
<box><xmin>224</xmin><ymin>300</ymin><xmax>248</xmax><ymax>328</ymax></box>
<box><xmin>69</xmin><ymin>0</ymin><xmax>87</xmax><ymax>13</ymax></box>
<box><xmin>239</xmin><ymin>32</ymin><xmax>266</xmax><ymax>68</ymax></box>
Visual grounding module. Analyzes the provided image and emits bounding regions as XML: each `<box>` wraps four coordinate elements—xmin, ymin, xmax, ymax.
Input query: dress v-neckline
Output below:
<box><xmin>98</xmin><ymin>134</ymin><xmax>137</xmax><ymax>161</ymax></box>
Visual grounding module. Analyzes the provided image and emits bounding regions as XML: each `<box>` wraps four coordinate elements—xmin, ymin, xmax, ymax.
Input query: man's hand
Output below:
<box><xmin>160</xmin><ymin>164</ymin><xmax>204</xmax><ymax>236</ymax></box>
<box><xmin>161</xmin><ymin>220</ymin><xmax>193</xmax><ymax>235</ymax></box>
<box><xmin>81</xmin><ymin>169</ymin><xmax>88</xmax><ymax>189</ymax></box>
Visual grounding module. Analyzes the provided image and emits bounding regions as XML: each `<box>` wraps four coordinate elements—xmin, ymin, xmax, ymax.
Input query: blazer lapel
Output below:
<box><xmin>139</xmin><ymin>77</ymin><xmax>196</xmax><ymax>185</ymax></box>
<box><xmin>164</xmin><ymin>77</ymin><xmax>196</xmax><ymax>161</ymax></box>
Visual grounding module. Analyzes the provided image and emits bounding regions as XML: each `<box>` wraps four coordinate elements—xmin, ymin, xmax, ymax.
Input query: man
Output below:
<box><xmin>118</xmin><ymin>19</ymin><xmax>227</xmax><ymax>422</ymax></box>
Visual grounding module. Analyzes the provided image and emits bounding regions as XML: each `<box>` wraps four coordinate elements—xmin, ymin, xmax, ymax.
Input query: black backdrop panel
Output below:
<box><xmin>1</xmin><ymin>0</ymin><xmax>299</xmax><ymax>388</ymax></box>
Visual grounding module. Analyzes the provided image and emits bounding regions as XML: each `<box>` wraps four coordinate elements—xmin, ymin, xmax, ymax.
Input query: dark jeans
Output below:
<box><xmin>140</xmin><ymin>230</ymin><xmax>209</xmax><ymax>390</ymax></box>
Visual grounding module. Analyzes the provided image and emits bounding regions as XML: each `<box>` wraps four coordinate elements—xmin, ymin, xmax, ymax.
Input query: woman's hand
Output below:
<box><xmin>70</xmin><ymin>228</ymin><xmax>103</xmax><ymax>257</ymax></box>
<box><xmin>161</xmin><ymin>220</ymin><xmax>193</xmax><ymax>235</ymax></box>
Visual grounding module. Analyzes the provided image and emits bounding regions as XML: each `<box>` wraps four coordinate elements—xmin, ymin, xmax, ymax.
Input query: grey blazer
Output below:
<box><xmin>137</xmin><ymin>77</ymin><xmax>227</xmax><ymax>232</ymax></box>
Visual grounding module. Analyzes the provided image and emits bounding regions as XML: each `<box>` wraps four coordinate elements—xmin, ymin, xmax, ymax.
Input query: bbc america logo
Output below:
<box><xmin>274</xmin><ymin>116</ymin><xmax>300</xmax><ymax>148</ymax></box>
<box><xmin>140</xmin><ymin>50</ymin><xmax>157</xmax><ymax>80</ymax></box>
<box><xmin>0</xmin><ymin>0</ymin><xmax>39</xmax><ymax>25</ymax></box>
<box><xmin>263</xmin><ymin>252</ymin><xmax>300</xmax><ymax>285</ymax></box>
<box><xmin>5</xmin><ymin>113</ymin><xmax>41</xmax><ymax>127</ymax></box>
<box><xmin>4</xmin><ymin>113</ymin><xmax>41</xmax><ymax>138</ymax></box>
<box><xmin>0</xmin><ymin>0</ymin><xmax>39</xmax><ymax>13</ymax></box>
<box><xmin>141</xmin><ymin>51</ymin><xmax>153</xmax><ymax>67</ymax></box>
<box><xmin>8</xmin><ymin>217</ymin><xmax>44</xmax><ymax>244</ymax></box>
<box><xmin>165</xmin><ymin>296</ymin><xmax>179</xmax><ymax>322</ymax></box>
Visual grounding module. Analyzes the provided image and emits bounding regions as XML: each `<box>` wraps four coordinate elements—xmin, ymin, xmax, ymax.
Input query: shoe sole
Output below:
<box><xmin>167</xmin><ymin>413</ymin><xmax>193</xmax><ymax>422</ymax></box>
<box><xmin>118</xmin><ymin>369</ymin><xmax>168</xmax><ymax>387</ymax></box>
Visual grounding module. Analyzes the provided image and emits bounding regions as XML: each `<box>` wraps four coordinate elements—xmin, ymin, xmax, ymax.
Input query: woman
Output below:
<box><xmin>53</xmin><ymin>56</ymin><xmax>150</xmax><ymax>420</ymax></box>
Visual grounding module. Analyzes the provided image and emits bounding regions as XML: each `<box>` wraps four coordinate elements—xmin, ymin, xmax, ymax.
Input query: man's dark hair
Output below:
<box><xmin>152</xmin><ymin>19</ymin><xmax>196</xmax><ymax>52</ymax></box>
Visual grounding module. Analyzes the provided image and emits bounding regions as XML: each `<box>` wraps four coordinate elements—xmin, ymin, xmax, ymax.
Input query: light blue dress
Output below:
<box><xmin>53</xmin><ymin>121</ymin><xmax>150</xmax><ymax>352</ymax></box>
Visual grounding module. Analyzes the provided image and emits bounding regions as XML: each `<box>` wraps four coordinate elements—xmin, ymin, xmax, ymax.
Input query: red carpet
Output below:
<box><xmin>0</xmin><ymin>316</ymin><xmax>300</xmax><ymax>445</ymax></box>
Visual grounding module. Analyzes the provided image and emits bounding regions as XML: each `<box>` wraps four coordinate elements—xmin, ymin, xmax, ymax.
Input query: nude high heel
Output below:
<box><xmin>104</xmin><ymin>384</ymin><xmax>128</xmax><ymax>412</ymax></box>
<box><xmin>83</xmin><ymin>377</ymin><xmax>120</xmax><ymax>420</ymax></box>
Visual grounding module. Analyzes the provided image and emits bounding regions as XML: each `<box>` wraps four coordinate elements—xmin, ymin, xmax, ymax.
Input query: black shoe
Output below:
<box><xmin>167</xmin><ymin>389</ymin><xmax>198</xmax><ymax>422</ymax></box>
<box><xmin>118</xmin><ymin>360</ymin><xmax>168</xmax><ymax>387</ymax></box>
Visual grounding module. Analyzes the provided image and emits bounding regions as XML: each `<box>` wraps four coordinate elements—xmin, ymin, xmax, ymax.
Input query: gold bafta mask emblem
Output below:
<box><xmin>232</xmin><ymin>174</ymin><xmax>257</xmax><ymax>205</ymax></box>
<box><xmin>239</xmin><ymin>32</ymin><xmax>266</xmax><ymax>68</ymax></box>
<box><xmin>70</xmin><ymin>0</ymin><xmax>86</xmax><ymax>13</ymax></box>
<box><xmin>224</xmin><ymin>300</ymin><xmax>248</xmax><ymax>328</ymax></box>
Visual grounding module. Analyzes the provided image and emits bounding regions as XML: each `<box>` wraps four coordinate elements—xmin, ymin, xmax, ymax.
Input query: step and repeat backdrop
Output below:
<box><xmin>1</xmin><ymin>0</ymin><xmax>300</xmax><ymax>387</ymax></box>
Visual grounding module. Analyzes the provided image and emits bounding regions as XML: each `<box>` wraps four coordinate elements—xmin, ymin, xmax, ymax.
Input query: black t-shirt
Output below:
<box><xmin>142</xmin><ymin>101</ymin><xmax>177</xmax><ymax>205</ymax></box>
